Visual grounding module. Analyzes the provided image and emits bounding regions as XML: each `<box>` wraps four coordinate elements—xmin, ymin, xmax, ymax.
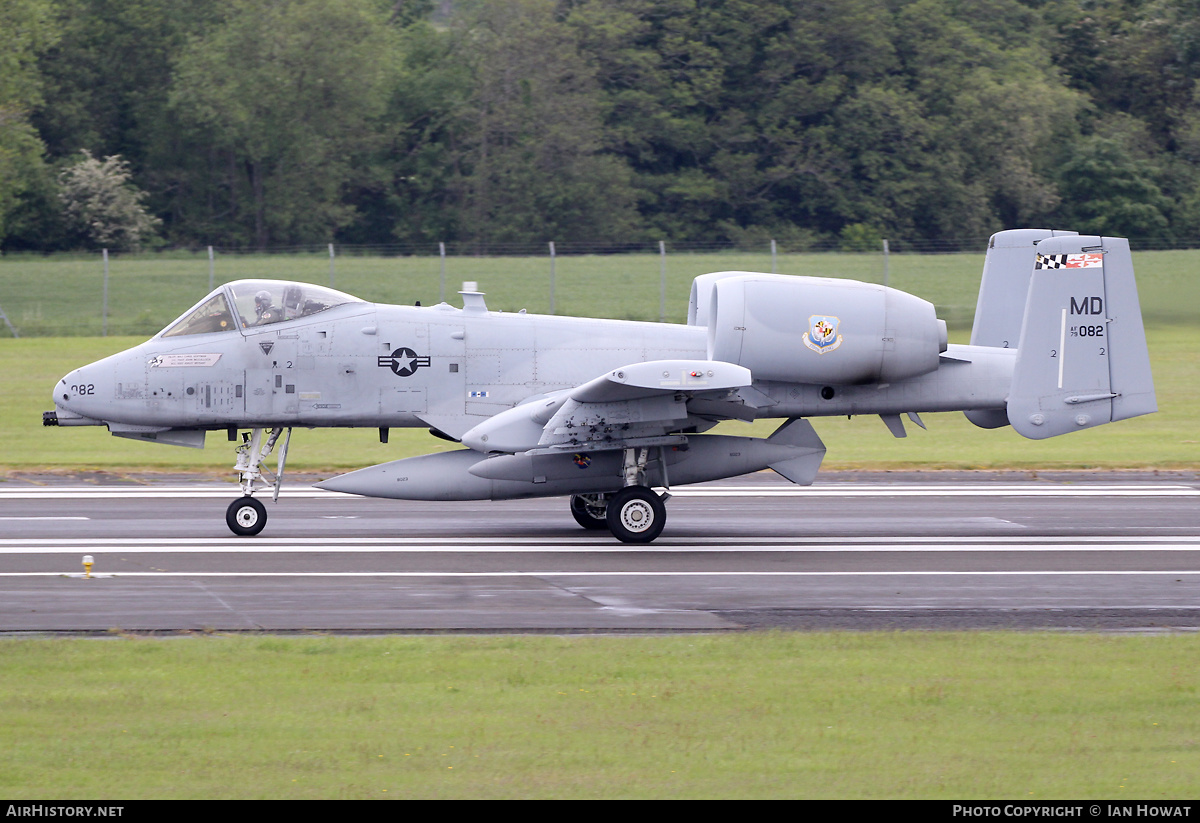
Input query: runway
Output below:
<box><xmin>2</xmin><ymin>471</ymin><xmax>1198</xmax><ymax>633</ymax></box>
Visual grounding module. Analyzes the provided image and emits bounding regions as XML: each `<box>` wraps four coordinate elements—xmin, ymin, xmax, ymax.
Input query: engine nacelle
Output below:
<box><xmin>704</xmin><ymin>274</ymin><xmax>947</xmax><ymax>384</ymax></box>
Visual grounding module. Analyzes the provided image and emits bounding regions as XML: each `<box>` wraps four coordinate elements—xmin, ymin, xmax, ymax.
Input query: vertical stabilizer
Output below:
<box><xmin>1007</xmin><ymin>235</ymin><xmax>1156</xmax><ymax>439</ymax></box>
<box><xmin>964</xmin><ymin>229</ymin><xmax>1078</xmax><ymax>429</ymax></box>
<box><xmin>970</xmin><ymin>228</ymin><xmax>1079</xmax><ymax>350</ymax></box>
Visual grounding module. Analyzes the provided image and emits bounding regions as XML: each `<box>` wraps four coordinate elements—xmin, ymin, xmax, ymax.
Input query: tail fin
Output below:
<box><xmin>964</xmin><ymin>229</ymin><xmax>1078</xmax><ymax>429</ymax></box>
<box><xmin>1006</xmin><ymin>235</ymin><xmax>1156</xmax><ymax>439</ymax></box>
<box><xmin>766</xmin><ymin>418</ymin><xmax>826</xmax><ymax>485</ymax></box>
<box><xmin>970</xmin><ymin>228</ymin><xmax>1079</xmax><ymax>350</ymax></box>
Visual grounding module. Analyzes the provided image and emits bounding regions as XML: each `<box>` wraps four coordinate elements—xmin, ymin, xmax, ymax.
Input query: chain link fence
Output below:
<box><xmin>1</xmin><ymin>237</ymin><xmax>1195</xmax><ymax>337</ymax></box>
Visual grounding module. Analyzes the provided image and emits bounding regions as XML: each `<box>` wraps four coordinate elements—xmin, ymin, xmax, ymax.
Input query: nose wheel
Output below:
<box><xmin>226</xmin><ymin>496</ymin><xmax>267</xmax><ymax>536</ymax></box>
<box><xmin>226</xmin><ymin>426</ymin><xmax>291</xmax><ymax>536</ymax></box>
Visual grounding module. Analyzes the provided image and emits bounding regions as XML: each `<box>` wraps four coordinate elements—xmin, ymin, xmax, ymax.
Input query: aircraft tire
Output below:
<box><xmin>569</xmin><ymin>494</ymin><xmax>609</xmax><ymax>530</ymax></box>
<box><xmin>605</xmin><ymin>486</ymin><xmax>666</xmax><ymax>544</ymax></box>
<box><xmin>226</xmin><ymin>496</ymin><xmax>267</xmax><ymax>537</ymax></box>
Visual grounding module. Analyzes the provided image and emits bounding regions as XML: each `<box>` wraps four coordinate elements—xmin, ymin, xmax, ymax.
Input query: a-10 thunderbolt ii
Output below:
<box><xmin>45</xmin><ymin>229</ymin><xmax>1157</xmax><ymax>542</ymax></box>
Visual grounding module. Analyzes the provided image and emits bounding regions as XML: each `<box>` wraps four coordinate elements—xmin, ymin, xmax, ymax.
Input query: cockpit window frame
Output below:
<box><xmin>156</xmin><ymin>280</ymin><xmax>367</xmax><ymax>339</ymax></box>
<box><xmin>228</xmin><ymin>280</ymin><xmax>365</xmax><ymax>330</ymax></box>
<box><xmin>159</xmin><ymin>291</ymin><xmax>238</xmax><ymax>338</ymax></box>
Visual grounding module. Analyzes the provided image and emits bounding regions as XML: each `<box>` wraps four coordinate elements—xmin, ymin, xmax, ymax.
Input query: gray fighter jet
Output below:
<box><xmin>45</xmin><ymin>229</ymin><xmax>1157</xmax><ymax>542</ymax></box>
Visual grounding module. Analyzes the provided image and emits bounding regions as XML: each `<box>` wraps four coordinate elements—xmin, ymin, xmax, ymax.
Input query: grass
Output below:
<box><xmin>1</xmin><ymin>632</ymin><xmax>1197</xmax><ymax>799</ymax></box>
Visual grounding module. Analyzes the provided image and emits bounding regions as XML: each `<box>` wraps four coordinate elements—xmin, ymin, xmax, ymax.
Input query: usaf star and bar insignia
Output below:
<box><xmin>377</xmin><ymin>347</ymin><xmax>431</xmax><ymax>377</ymax></box>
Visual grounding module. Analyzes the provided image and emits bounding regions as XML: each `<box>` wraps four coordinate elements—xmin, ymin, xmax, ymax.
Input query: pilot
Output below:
<box><xmin>254</xmin><ymin>290</ymin><xmax>284</xmax><ymax>325</ymax></box>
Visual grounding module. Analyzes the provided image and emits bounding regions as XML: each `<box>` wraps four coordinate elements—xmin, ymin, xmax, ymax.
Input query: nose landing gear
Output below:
<box><xmin>226</xmin><ymin>426</ymin><xmax>291</xmax><ymax>536</ymax></box>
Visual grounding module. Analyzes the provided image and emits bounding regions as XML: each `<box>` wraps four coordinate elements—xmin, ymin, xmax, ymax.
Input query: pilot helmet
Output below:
<box><xmin>254</xmin><ymin>290</ymin><xmax>271</xmax><ymax>315</ymax></box>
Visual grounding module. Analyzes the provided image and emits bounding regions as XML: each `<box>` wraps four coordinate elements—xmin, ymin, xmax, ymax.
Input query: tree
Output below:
<box><xmin>1053</xmin><ymin>135</ymin><xmax>1172</xmax><ymax>239</ymax></box>
<box><xmin>447</xmin><ymin>0</ymin><xmax>638</xmax><ymax>246</ymax></box>
<box><xmin>0</xmin><ymin>0</ymin><xmax>58</xmax><ymax>246</ymax></box>
<box><xmin>57</xmin><ymin>150</ymin><xmax>161</xmax><ymax>250</ymax></box>
<box><xmin>169</xmin><ymin>0</ymin><xmax>396</xmax><ymax>247</ymax></box>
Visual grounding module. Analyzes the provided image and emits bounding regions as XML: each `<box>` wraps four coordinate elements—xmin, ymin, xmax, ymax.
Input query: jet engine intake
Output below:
<box><xmin>706</xmin><ymin>274</ymin><xmax>947</xmax><ymax>384</ymax></box>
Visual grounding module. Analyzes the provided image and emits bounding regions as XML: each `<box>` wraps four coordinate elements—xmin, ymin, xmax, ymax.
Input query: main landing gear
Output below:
<box><xmin>568</xmin><ymin>446</ymin><xmax>670</xmax><ymax>544</ymax></box>
<box><xmin>569</xmin><ymin>493</ymin><xmax>609</xmax><ymax>530</ymax></box>
<box><xmin>226</xmin><ymin>426</ymin><xmax>291</xmax><ymax>536</ymax></box>
<box><xmin>569</xmin><ymin>487</ymin><xmax>668</xmax><ymax>543</ymax></box>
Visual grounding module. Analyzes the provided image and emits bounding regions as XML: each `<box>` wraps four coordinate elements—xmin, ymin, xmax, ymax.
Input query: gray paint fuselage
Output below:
<box><xmin>54</xmin><ymin>301</ymin><xmax>1014</xmax><ymax>434</ymax></box>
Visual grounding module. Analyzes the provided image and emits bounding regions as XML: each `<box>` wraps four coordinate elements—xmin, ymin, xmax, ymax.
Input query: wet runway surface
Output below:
<box><xmin>2</xmin><ymin>471</ymin><xmax>1198</xmax><ymax>633</ymax></box>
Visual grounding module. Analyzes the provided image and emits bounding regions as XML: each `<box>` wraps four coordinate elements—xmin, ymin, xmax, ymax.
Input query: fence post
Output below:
<box><xmin>329</xmin><ymin>243</ymin><xmax>335</xmax><ymax>287</ymax></box>
<box><xmin>102</xmin><ymin>248</ymin><xmax>109</xmax><ymax>337</ymax></box>
<box><xmin>439</xmin><ymin>242</ymin><xmax>446</xmax><ymax>303</ymax></box>
<box><xmin>208</xmin><ymin>245</ymin><xmax>215</xmax><ymax>291</ymax></box>
<box><xmin>0</xmin><ymin>302</ymin><xmax>18</xmax><ymax>338</ymax></box>
<box><xmin>882</xmin><ymin>239</ymin><xmax>890</xmax><ymax>287</ymax></box>
<box><xmin>549</xmin><ymin>241</ymin><xmax>556</xmax><ymax>315</ymax></box>
<box><xmin>771</xmin><ymin>238</ymin><xmax>777</xmax><ymax>273</ymax></box>
<box><xmin>658</xmin><ymin>240</ymin><xmax>666</xmax><ymax>322</ymax></box>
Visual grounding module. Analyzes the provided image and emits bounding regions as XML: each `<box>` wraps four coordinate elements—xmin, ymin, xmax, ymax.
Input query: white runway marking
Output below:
<box><xmin>0</xmin><ymin>484</ymin><xmax>1196</xmax><ymax>498</ymax></box>
<box><xmin>1</xmin><ymin>535</ymin><xmax>1199</xmax><ymax>554</ymax></box>
<box><xmin>2</xmin><ymin>570</ymin><xmax>1198</xmax><ymax>578</ymax></box>
<box><xmin>0</xmin><ymin>517</ymin><xmax>89</xmax><ymax>521</ymax></box>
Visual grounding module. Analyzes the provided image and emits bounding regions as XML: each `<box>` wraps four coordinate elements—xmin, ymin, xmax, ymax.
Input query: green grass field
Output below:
<box><xmin>1</xmin><ymin>633</ymin><xmax>1197</xmax><ymax>799</ymax></box>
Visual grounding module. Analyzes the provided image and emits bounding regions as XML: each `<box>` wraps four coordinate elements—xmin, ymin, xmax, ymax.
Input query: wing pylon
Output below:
<box><xmin>459</xmin><ymin>359</ymin><xmax>758</xmax><ymax>454</ymax></box>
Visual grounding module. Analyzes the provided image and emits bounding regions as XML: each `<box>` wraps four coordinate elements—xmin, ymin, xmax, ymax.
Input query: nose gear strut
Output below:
<box><xmin>226</xmin><ymin>426</ymin><xmax>292</xmax><ymax>536</ymax></box>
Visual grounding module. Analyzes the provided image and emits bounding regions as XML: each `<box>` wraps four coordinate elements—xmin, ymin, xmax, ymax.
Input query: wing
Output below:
<box><xmin>459</xmin><ymin>359</ymin><xmax>767</xmax><ymax>454</ymax></box>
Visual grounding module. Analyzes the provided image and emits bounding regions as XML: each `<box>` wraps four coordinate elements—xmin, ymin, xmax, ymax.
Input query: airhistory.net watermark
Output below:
<box><xmin>6</xmin><ymin>808</ymin><xmax>123</xmax><ymax>818</ymax></box>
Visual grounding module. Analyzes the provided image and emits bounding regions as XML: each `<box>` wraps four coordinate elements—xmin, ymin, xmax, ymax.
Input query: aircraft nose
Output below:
<box><xmin>52</xmin><ymin>365</ymin><xmax>103</xmax><ymax>422</ymax></box>
<box><xmin>54</xmin><ymin>369</ymin><xmax>80</xmax><ymax>409</ymax></box>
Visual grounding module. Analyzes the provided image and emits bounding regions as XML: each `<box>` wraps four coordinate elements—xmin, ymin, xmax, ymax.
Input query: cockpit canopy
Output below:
<box><xmin>160</xmin><ymin>280</ymin><xmax>365</xmax><ymax>337</ymax></box>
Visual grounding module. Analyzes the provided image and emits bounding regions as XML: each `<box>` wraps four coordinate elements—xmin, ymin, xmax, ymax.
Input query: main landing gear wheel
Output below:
<box><xmin>226</xmin><ymin>496</ymin><xmax>267</xmax><ymax>536</ymax></box>
<box><xmin>570</xmin><ymin>494</ymin><xmax>609</xmax><ymax>530</ymax></box>
<box><xmin>605</xmin><ymin>486</ymin><xmax>666</xmax><ymax>544</ymax></box>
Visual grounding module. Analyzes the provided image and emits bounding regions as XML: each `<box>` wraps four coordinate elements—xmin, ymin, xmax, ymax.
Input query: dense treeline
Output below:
<box><xmin>2</xmin><ymin>0</ymin><xmax>1199</xmax><ymax>252</ymax></box>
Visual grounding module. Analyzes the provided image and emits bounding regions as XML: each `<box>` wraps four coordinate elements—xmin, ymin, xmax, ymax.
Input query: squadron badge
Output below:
<box><xmin>803</xmin><ymin>315</ymin><xmax>843</xmax><ymax>354</ymax></box>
